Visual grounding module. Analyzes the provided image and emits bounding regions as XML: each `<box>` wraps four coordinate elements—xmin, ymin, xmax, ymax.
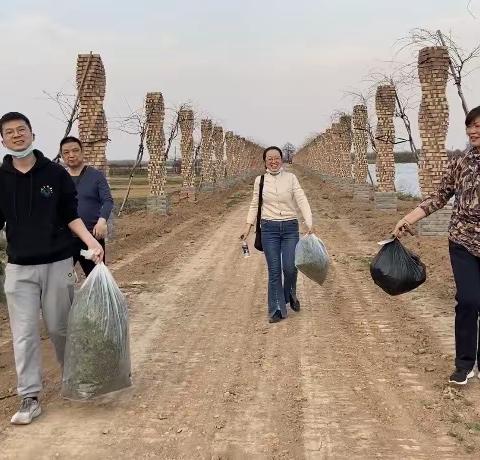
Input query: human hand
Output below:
<box><xmin>301</xmin><ymin>224</ymin><xmax>315</xmax><ymax>236</ymax></box>
<box><xmin>88</xmin><ymin>239</ymin><xmax>104</xmax><ymax>264</ymax></box>
<box><xmin>392</xmin><ymin>218</ymin><xmax>414</xmax><ymax>238</ymax></box>
<box><xmin>240</xmin><ymin>223</ymin><xmax>252</xmax><ymax>241</ymax></box>
<box><xmin>93</xmin><ymin>218</ymin><xmax>108</xmax><ymax>240</ymax></box>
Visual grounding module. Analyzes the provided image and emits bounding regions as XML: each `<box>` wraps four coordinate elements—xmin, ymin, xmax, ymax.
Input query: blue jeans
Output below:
<box><xmin>261</xmin><ymin>219</ymin><xmax>299</xmax><ymax>318</ymax></box>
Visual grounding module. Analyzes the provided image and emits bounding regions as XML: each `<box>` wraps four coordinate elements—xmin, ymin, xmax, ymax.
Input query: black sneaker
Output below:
<box><xmin>289</xmin><ymin>294</ymin><xmax>301</xmax><ymax>312</ymax></box>
<box><xmin>269</xmin><ymin>310</ymin><xmax>283</xmax><ymax>323</ymax></box>
<box><xmin>449</xmin><ymin>368</ymin><xmax>475</xmax><ymax>385</ymax></box>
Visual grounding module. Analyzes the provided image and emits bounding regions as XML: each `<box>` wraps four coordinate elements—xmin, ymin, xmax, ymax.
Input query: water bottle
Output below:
<box><xmin>242</xmin><ymin>241</ymin><xmax>250</xmax><ymax>258</ymax></box>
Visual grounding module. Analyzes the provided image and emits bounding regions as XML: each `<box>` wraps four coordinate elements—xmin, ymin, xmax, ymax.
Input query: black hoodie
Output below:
<box><xmin>0</xmin><ymin>150</ymin><xmax>79</xmax><ymax>265</ymax></box>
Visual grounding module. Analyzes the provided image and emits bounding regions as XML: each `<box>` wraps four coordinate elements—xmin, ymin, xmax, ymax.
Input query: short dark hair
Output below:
<box><xmin>465</xmin><ymin>106</ymin><xmax>480</xmax><ymax>127</ymax></box>
<box><xmin>60</xmin><ymin>136</ymin><xmax>83</xmax><ymax>151</ymax></box>
<box><xmin>263</xmin><ymin>146</ymin><xmax>283</xmax><ymax>162</ymax></box>
<box><xmin>0</xmin><ymin>112</ymin><xmax>32</xmax><ymax>136</ymax></box>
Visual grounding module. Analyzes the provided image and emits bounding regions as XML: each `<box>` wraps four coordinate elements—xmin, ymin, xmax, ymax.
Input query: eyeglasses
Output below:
<box><xmin>3</xmin><ymin>127</ymin><xmax>28</xmax><ymax>138</ymax></box>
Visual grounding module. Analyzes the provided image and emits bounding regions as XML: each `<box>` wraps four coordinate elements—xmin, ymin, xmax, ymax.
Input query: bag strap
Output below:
<box><xmin>255</xmin><ymin>175</ymin><xmax>265</xmax><ymax>232</ymax></box>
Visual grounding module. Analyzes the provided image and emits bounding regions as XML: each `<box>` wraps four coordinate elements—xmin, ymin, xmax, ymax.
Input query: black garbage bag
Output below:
<box><xmin>370</xmin><ymin>238</ymin><xmax>426</xmax><ymax>296</ymax></box>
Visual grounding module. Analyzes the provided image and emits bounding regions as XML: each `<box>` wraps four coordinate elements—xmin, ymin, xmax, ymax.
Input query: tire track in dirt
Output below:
<box><xmin>0</xmin><ymin>206</ymin><xmax>305</xmax><ymax>459</ymax></box>
<box><xmin>293</xmin><ymin>172</ymin><xmax>474</xmax><ymax>458</ymax></box>
<box><xmin>1</xmin><ymin>169</ymin><xmax>477</xmax><ymax>459</ymax></box>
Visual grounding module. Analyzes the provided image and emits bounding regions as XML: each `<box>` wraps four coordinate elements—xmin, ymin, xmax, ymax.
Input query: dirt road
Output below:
<box><xmin>1</xmin><ymin>169</ymin><xmax>480</xmax><ymax>459</ymax></box>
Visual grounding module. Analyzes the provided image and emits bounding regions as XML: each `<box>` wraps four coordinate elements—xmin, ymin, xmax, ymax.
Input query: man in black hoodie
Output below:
<box><xmin>0</xmin><ymin>112</ymin><xmax>104</xmax><ymax>425</ymax></box>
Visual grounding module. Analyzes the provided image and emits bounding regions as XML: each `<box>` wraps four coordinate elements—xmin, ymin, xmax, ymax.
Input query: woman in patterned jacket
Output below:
<box><xmin>393</xmin><ymin>106</ymin><xmax>480</xmax><ymax>385</ymax></box>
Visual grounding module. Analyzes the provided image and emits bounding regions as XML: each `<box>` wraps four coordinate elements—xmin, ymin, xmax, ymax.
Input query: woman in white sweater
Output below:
<box><xmin>240</xmin><ymin>146</ymin><xmax>313</xmax><ymax>323</ymax></box>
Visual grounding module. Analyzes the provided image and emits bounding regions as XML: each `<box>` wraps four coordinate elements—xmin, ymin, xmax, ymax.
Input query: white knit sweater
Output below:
<box><xmin>246</xmin><ymin>170</ymin><xmax>313</xmax><ymax>229</ymax></box>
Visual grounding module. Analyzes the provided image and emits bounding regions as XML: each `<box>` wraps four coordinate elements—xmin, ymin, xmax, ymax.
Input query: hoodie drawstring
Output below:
<box><xmin>13</xmin><ymin>174</ymin><xmax>18</xmax><ymax>223</ymax></box>
<box><xmin>29</xmin><ymin>174</ymin><xmax>33</xmax><ymax>217</ymax></box>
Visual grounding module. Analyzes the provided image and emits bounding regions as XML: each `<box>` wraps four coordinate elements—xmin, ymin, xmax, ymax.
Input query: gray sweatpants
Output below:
<box><xmin>4</xmin><ymin>258</ymin><xmax>75</xmax><ymax>398</ymax></box>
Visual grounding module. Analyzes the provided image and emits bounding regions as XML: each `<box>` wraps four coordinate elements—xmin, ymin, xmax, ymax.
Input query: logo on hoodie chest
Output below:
<box><xmin>40</xmin><ymin>185</ymin><xmax>54</xmax><ymax>198</ymax></box>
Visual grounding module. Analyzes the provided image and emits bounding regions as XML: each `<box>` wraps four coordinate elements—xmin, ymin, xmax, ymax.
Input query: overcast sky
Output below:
<box><xmin>1</xmin><ymin>0</ymin><xmax>479</xmax><ymax>160</ymax></box>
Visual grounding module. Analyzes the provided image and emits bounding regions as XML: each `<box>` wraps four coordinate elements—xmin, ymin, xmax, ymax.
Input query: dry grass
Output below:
<box><xmin>109</xmin><ymin>175</ymin><xmax>184</xmax><ymax>199</ymax></box>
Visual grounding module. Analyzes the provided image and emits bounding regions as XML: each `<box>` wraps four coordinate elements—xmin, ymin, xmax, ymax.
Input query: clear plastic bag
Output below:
<box><xmin>370</xmin><ymin>238</ymin><xmax>426</xmax><ymax>296</ymax></box>
<box><xmin>62</xmin><ymin>263</ymin><xmax>131</xmax><ymax>400</ymax></box>
<box><xmin>295</xmin><ymin>234</ymin><xmax>330</xmax><ymax>285</ymax></box>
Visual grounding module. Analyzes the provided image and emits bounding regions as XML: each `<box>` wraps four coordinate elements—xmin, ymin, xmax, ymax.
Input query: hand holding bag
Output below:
<box><xmin>254</xmin><ymin>175</ymin><xmax>265</xmax><ymax>251</ymax></box>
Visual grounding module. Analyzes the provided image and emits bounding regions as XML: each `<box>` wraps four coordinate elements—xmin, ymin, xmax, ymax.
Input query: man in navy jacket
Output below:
<box><xmin>60</xmin><ymin>136</ymin><xmax>113</xmax><ymax>276</ymax></box>
<box><xmin>0</xmin><ymin>112</ymin><xmax>103</xmax><ymax>425</ymax></box>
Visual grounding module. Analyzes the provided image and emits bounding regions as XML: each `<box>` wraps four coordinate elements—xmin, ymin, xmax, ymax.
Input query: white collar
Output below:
<box><xmin>266</xmin><ymin>168</ymin><xmax>283</xmax><ymax>176</ymax></box>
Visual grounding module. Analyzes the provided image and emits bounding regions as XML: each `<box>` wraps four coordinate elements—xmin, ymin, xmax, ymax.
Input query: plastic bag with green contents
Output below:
<box><xmin>295</xmin><ymin>234</ymin><xmax>330</xmax><ymax>285</ymax></box>
<box><xmin>62</xmin><ymin>263</ymin><xmax>131</xmax><ymax>400</ymax></box>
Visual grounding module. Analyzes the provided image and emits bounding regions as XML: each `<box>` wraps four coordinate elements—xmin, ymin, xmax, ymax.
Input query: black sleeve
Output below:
<box><xmin>0</xmin><ymin>206</ymin><xmax>5</xmax><ymax>231</ymax></box>
<box><xmin>58</xmin><ymin>167</ymin><xmax>79</xmax><ymax>224</ymax></box>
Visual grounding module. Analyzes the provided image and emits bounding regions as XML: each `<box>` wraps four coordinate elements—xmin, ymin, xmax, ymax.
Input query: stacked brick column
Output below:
<box><xmin>224</xmin><ymin>131</ymin><xmax>235</xmax><ymax>182</ymax></box>
<box><xmin>251</xmin><ymin>143</ymin><xmax>263</xmax><ymax>175</ymax></box>
<box><xmin>311</xmin><ymin>136</ymin><xmax>321</xmax><ymax>174</ymax></box>
<box><xmin>352</xmin><ymin>104</ymin><xmax>371</xmax><ymax>201</ymax></box>
<box><xmin>320</xmin><ymin>135</ymin><xmax>328</xmax><ymax>177</ymax></box>
<box><xmin>230</xmin><ymin>135</ymin><xmax>242</xmax><ymax>183</ymax></box>
<box><xmin>352</xmin><ymin>105</ymin><xmax>369</xmax><ymax>184</ymax></box>
<box><xmin>76</xmin><ymin>54</ymin><xmax>108</xmax><ymax>175</ymax></box>
<box><xmin>213</xmin><ymin>126</ymin><xmax>225</xmax><ymax>186</ymax></box>
<box><xmin>374</xmin><ymin>85</ymin><xmax>397</xmax><ymax>210</ymax></box>
<box><xmin>339</xmin><ymin>115</ymin><xmax>353</xmax><ymax>194</ymax></box>
<box><xmin>339</xmin><ymin>115</ymin><xmax>353</xmax><ymax>179</ymax></box>
<box><xmin>324</xmin><ymin>128</ymin><xmax>334</xmax><ymax>178</ymax></box>
<box><xmin>237</xmin><ymin>137</ymin><xmax>248</xmax><ymax>178</ymax></box>
<box><xmin>200</xmin><ymin>119</ymin><xmax>215</xmax><ymax>191</ymax></box>
<box><xmin>331</xmin><ymin>123</ymin><xmax>343</xmax><ymax>181</ymax></box>
<box><xmin>179</xmin><ymin>109</ymin><xmax>196</xmax><ymax>201</ymax></box>
<box><xmin>418</xmin><ymin>46</ymin><xmax>451</xmax><ymax>235</ymax></box>
<box><xmin>145</xmin><ymin>92</ymin><xmax>169</xmax><ymax>214</ymax></box>
<box><xmin>317</xmin><ymin>134</ymin><xmax>325</xmax><ymax>176</ymax></box>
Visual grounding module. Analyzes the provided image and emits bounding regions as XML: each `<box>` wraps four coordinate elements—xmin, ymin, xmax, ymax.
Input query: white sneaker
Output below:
<box><xmin>11</xmin><ymin>398</ymin><xmax>42</xmax><ymax>425</ymax></box>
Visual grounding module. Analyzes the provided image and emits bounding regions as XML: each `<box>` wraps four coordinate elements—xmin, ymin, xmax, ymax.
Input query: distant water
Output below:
<box><xmin>368</xmin><ymin>163</ymin><xmax>420</xmax><ymax>197</ymax></box>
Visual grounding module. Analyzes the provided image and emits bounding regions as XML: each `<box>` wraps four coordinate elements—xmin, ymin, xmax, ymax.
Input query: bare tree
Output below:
<box><xmin>365</xmin><ymin>69</ymin><xmax>420</xmax><ymax>163</ymax></box>
<box><xmin>343</xmin><ymin>90</ymin><xmax>377</xmax><ymax>186</ymax></box>
<box><xmin>398</xmin><ymin>28</ymin><xmax>480</xmax><ymax>115</ymax></box>
<box><xmin>164</xmin><ymin>103</ymin><xmax>190</xmax><ymax>161</ymax></box>
<box><xmin>115</xmin><ymin>102</ymin><xmax>190</xmax><ymax>216</ymax></box>
<box><xmin>43</xmin><ymin>52</ymin><xmax>95</xmax><ymax>162</ymax></box>
<box><xmin>282</xmin><ymin>142</ymin><xmax>295</xmax><ymax>163</ymax></box>
<box><xmin>114</xmin><ymin>109</ymin><xmax>150</xmax><ymax>216</ymax></box>
<box><xmin>466</xmin><ymin>0</ymin><xmax>477</xmax><ymax>18</ymax></box>
<box><xmin>43</xmin><ymin>91</ymin><xmax>78</xmax><ymax>126</ymax></box>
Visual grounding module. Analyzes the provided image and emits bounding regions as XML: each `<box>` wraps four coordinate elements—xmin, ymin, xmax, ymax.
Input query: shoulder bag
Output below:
<box><xmin>254</xmin><ymin>175</ymin><xmax>265</xmax><ymax>251</ymax></box>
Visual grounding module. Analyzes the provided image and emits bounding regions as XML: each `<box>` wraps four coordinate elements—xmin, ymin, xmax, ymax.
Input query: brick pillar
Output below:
<box><xmin>200</xmin><ymin>119</ymin><xmax>215</xmax><ymax>191</ymax></box>
<box><xmin>352</xmin><ymin>105</ymin><xmax>372</xmax><ymax>202</ymax></box>
<box><xmin>375</xmin><ymin>85</ymin><xmax>397</xmax><ymax>211</ymax></box>
<box><xmin>330</xmin><ymin>122</ymin><xmax>343</xmax><ymax>187</ymax></box>
<box><xmin>213</xmin><ymin>126</ymin><xmax>225</xmax><ymax>187</ymax></box>
<box><xmin>417</xmin><ymin>46</ymin><xmax>451</xmax><ymax>235</ymax></box>
<box><xmin>77</xmin><ymin>54</ymin><xmax>108</xmax><ymax>175</ymax></box>
<box><xmin>324</xmin><ymin>128</ymin><xmax>334</xmax><ymax>180</ymax></box>
<box><xmin>179</xmin><ymin>109</ymin><xmax>196</xmax><ymax>201</ymax></box>
<box><xmin>224</xmin><ymin>131</ymin><xmax>235</xmax><ymax>185</ymax></box>
<box><xmin>145</xmin><ymin>92</ymin><xmax>169</xmax><ymax>214</ymax></box>
<box><xmin>339</xmin><ymin>115</ymin><xmax>353</xmax><ymax>194</ymax></box>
